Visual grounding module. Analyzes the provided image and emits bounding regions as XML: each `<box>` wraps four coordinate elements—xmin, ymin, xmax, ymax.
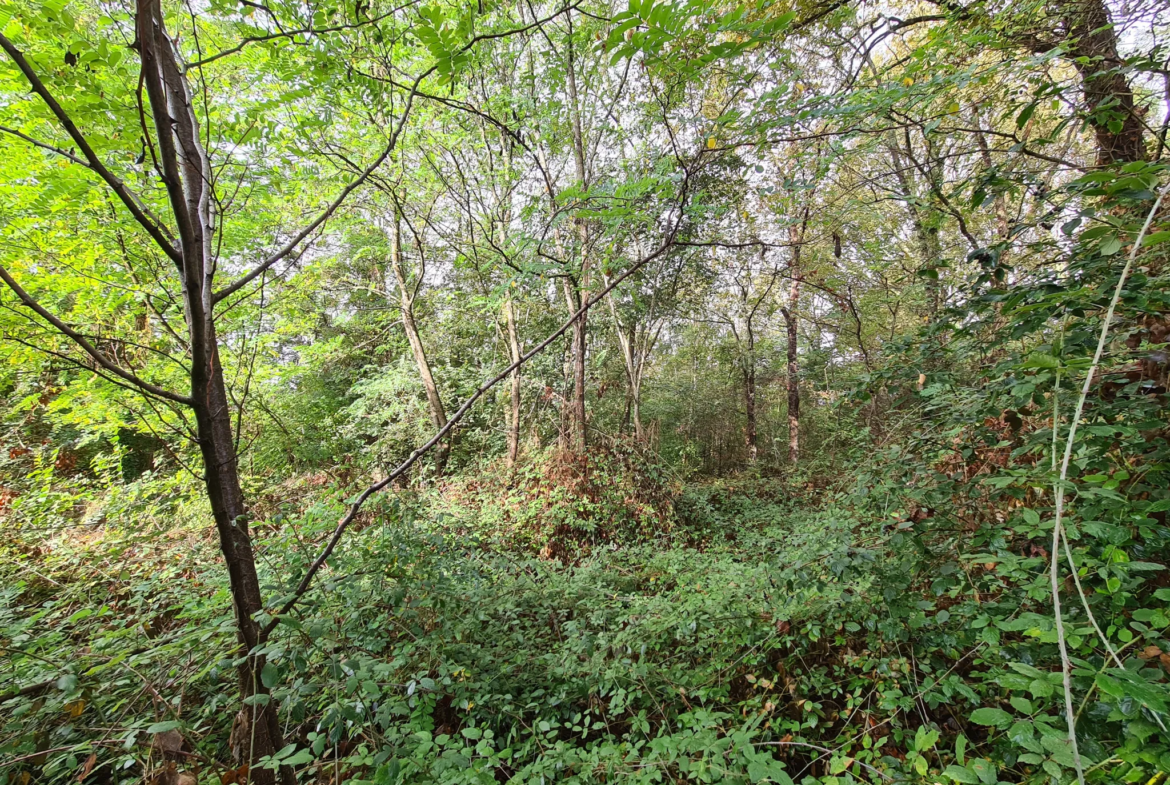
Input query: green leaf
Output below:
<box><xmin>970</xmin><ymin>707</ymin><xmax>1012</xmax><ymax>727</ymax></box>
<box><xmin>969</xmin><ymin>758</ymin><xmax>997</xmax><ymax>785</ymax></box>
<box><xmin>146</xmin><ymin>721</ymin><xmax>181</xmax><ymax>734</ymax></box>
<box><xmin>261</xmin><ymin>662</ymin><xmax>279</xmax><ymax>689</ymax></box>
<box><xmin>1020</xmin><ymin>353</ymin><xmax>1060</xmax><ymax>369</ymax></box>
<box><xmin>284</xmin><ymin>750</ymin><xmax>314</xmax><ymax>766</ymax></box>
<box><xmin>942</xmin><ymin>764</ymin><xmax>980</xmax><ymax>783</ymax></box>
<box><xmin>1015</xmin><ymin>101</ymin><xmax>1038</xmax><ymax>128</ymax></box>
<box><xmin>1008</xmin><ymin>721</ymin><xmax>1042</xmax><ymax>753</ymax></box>
<box><xmin>1009</xmin><ymin>696</ymin><xmax>1033</xmax><ymax>714</ymax></box>
<box><xmin>1099</xmin><ymin>235</ymin><xmax>1122</xmax><ymax>255</ymax></box>
<box><xmin>1029</xmin><ymin>678</ymin><xmax>1054</xmax><ymax>698</ymax></box>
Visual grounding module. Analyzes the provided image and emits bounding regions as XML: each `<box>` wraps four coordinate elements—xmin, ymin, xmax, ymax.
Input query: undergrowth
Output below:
<box><xmin>8</xmin><ymin>452</ymin><xmax>1167</xmax><ymax>785</ymax></box>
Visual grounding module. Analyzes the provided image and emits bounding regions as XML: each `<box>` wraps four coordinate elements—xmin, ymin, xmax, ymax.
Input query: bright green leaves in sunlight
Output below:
<box><xmin>414</xmin><ymin>2</ymin><xmax>481</xmax><ymax>81</ymax></box>
<box><xmin>604</xmin><ymin>0</ymin><xmax>795</xmax><ymax>67</ymax></box>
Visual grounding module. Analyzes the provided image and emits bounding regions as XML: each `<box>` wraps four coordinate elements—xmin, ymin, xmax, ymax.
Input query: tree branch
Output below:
<box><xmin>0</xmin><ymin>263</ymin><xmax>192</xmax><ymax>405</ymax></box>
<box><xmin>0</xmin><ymin>32</ymin><xmax>182</xmax><ymax>266</ymax></box>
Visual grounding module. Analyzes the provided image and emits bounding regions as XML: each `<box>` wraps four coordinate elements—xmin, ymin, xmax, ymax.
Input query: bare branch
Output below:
<box><xmin>184</xmin><ymin>6</ymin><xmax>408</xmax><ymax>71</ymax></box>
<box><xmin>0</xmin><ymin>263</ymin><xmax>192</xmax><ymax>405</ymax></box>
<box><xmin>215</xmin><ymin>1</ymin><xmax>584</xmax><ymax>304</ymax></box>
<box><xmin>0</xmin><ymin>124</ymin><xmax>93</xmax><ymax>167</ymax></box>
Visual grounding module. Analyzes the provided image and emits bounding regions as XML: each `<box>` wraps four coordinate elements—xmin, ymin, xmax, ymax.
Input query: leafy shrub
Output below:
<box><xmin>430</xmin><ymin>442</ymin><xmax>680</xmax><ymax>558</ymax></box>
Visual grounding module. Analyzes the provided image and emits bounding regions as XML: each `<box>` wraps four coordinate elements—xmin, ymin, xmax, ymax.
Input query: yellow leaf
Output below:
<box><xmin>707</xmin><ymin>137</ymin><xmax>717</xmax><ymax>149</ymax></box>
<box><xmin>902</xmin><ymin>77</ymin><xmax>913</xmax><ymax>87</ymax></box>
<box><xmin>65</xmin><ymin>699</ymin><xmax>86</xmax><ymax>718</ymax></box>
<box><xmin>947</xmin><ymin>102</ymin><xmax>960</xmax><ymax>114</ymax></box>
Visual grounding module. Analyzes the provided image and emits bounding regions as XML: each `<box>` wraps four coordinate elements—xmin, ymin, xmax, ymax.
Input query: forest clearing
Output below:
<box><xmin>1</xmin><ymin>0</ymin><xmax>1169</xmax><ymax>782</ymax></box>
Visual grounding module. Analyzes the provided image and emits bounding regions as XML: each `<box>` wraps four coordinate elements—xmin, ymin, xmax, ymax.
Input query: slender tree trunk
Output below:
<box><xmin>570</xmin><ymin>290</ymin><xmax>588</xmax><ymax>452</ymax></box>
<box><xmin>887</xmin><ymin>134</ymin><xmax>941</xmax><ymax>317</ymax></box>
<box><xmin>564</xmin><ymin>11</ymin><xmax>589</xmax><ymax>454</ymax></box>
<box><xmin>607</xmin><ymin>289</ymin><xmax>645</xmax><ymax>442</ymax></box>
<box><xmin>740</xmin><ymin>315</ymin><xmax>758</xmax><ymax>465</ymax></box>
<box><xmin>499</xmin><ymin>140</ymin><xmax>523</xmax><ymax>468</ymax></box>
<box><xmin>631</xmin><ymin>378</ymin><xmax>644</xmax><ymax>443</ymax></box>
<box><xmin>136</xmin><ymin>3</ymin><xmax>289</xmax><ymax>782</ymax></box>
<box><xmin>782</xmin><ymin>307</ymin><xmax>799</xmax><ymax>465</ymax></box>
<box><xmin>971</xmin><ymin>108</ymin><xmax>1014</xmax><ymax>246</ymax></box>
<box><xmin>389</xmin><ymin>210</ymin><xmax>449</xmax><ymax>474</ymax></box>
<box><xmin>782</xmin><ymin>213</ymin><xmax>807</xmax><ymax>465</ymax></box>
<box><xmin>743</xmin><ymin>360</ymin><xmax>758</xmax><ymax>465</ymax></box>
<box><xmin>504</xmin><ymin>296</ymin><xmax>522</xmax><ymax>467</ymax></box>
<box><xmin>192</xmin><ymin>342</ymin><xmax>287</xmax><ymax>785</ymax></box>
<box><xmin>559</xmin><ymin>277</ymin><xmax>584</xmax><ymax>451</ymax></box>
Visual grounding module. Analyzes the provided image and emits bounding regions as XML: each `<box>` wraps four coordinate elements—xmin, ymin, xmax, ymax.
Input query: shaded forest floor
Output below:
<box><xmin>2</xmin><ymin>451</ymin><xmax>1162</xmax><ymax>784</ymax></box>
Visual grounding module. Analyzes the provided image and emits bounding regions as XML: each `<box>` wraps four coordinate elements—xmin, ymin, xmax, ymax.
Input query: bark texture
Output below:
<box><xmin>135</xmin><ymin>2</ymin><xmax>289</xmax><ymax>782</ymax></box>
<box><xmin>1063</xmin><ymin>0</ymin><xmax>1146</xmax><ymax>165</ymax></box>
<box><xmin>504</xmin><ymin>296</ymin><xmax>523</xmax><ymax>466</ymax></box>
<box><xmin>781</xmin><ymin>211</ymin><xmax>808</xmax><ymax>465</ymax></box>
<box><xmin>388</xmin><ymin>208</ymin><xmax>449</xmax><ymax>474</ymax></box>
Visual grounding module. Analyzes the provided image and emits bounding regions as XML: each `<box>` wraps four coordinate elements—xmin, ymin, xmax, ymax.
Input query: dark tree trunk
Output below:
<box><xmin>1064</xmin><ymin>0</ymin><xmax>1146</xmax><ymax>165</ymax></box>
<box><xmin>564</xmin><ymin>11</ymin><xmax>590</xmax><ymax>455</ymax></box>
<box><xmin>136</xmin><ymin>3</ymin><xmax>289</xmax><ymax>782</ymax></box>
<box><xmin>1015</xmin><ymin>0</ymin><xmax>1146</xmax><ymax>165</ymax></box>
<box><xmin>560</xmin><ymin>278</ymin><xmax>588</xmax><ymax>453</ymax></box>
<box><xmin>570</xmin><ymin>305</ymin><xmax>588</xmax><ymax>452</ymax></box>
<box><xmin>743</xmin><ymin>363</ymin><xmax>758</xmax><ymax>464</ymax></box>
<box><xmin>191</xmin><ymin>343</ymin><xmax>287</xmax><ymax>785</ymax></box>
<box><xmin>783</xmin><ymin>211</ymin><xmax>807</xmax><ymax>466</ymax></box>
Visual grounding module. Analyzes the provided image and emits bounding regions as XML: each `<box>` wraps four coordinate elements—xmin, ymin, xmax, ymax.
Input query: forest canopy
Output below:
<box><xmin>2</xmin><ymin>0</ymin><xmax>1170</xmax><ymax>783</ymax></box>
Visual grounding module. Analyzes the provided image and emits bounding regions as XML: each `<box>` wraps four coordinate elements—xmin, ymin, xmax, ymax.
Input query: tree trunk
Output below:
<box><xmin>782</xmin><ymin>213</ymin><xmax>807</xmax><ymax>466</ymax></box>
<box><xmin>560</xmin><ymin>276</ymin><xmax>588</xmax><ymax>453</ymax></box>
<box><xmin>504</xmin><ymin>296</ymin><xmax>522</xmax><ymax>467</ymax></box>
<box><xmin>782</xmin><ymin>306</ymin><xmax>799</xmax><ymax>465</ymax></box>
<box><xmin>631</xmin><ymin>378</ymin><xmax>644</xmax><ymax>443</ymax></box>
<box><xmin>743</xmin><ymin>362</ymin><xmax>758</xmax><ymax>465</ymax></box>
<box><xmin>389</xmin><ymin>210</ymin><xmax>449</xmax><ymax>474</ymax></box>
<box><xmin>192</xmin><ymin>343</ymin><xmax>287</xmax><ymax>785</ymax></box>
<box><xmin>570</xmin><ymin>296</ymin><xmax>588</xmax><ymax>452</ymax></box>
<box><xmin>564</xmin><ymin>11</ymin><xmax>589</xmax><ymax>454</ymax></box>
<box><xmin>607</xmin><ymin>288</ymin><xmax>645</xmax><ymax>442</ymax></box>
<box><xmin>499</xmin><ymin>139</ymin><xmax>523</xmax><ymax>469</ymax></box>
<box><xmin>887</xmin><ymin>134</ymin><xmax>942</xmax><ymax>317</ymax></box>
<box><xmin>1063</xmin><ymin>0</ymin><xmax>1146</xmax><ymax>165</ymax></box>
<box><xmin>135</xmin><ymin>3</ymin><xmax>290</xmax><ymax>782</ymax></box>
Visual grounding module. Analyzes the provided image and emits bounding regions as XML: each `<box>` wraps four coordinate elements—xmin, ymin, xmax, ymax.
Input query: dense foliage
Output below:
<box><xmin>2</xmin><ymin>0</ymin><xmax>1170</xmax><ymax>783</ymax></box>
